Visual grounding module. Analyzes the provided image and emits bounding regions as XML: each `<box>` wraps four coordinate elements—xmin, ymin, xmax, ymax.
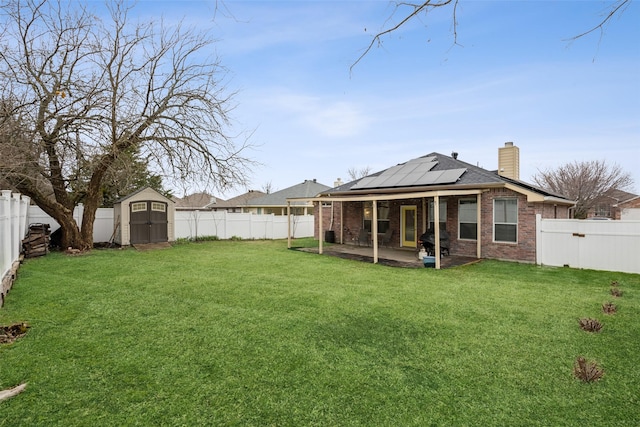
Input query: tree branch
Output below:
<box><xmin>351</xmin><ymin>0</ymin><xmax>457</xmax><ymax>73</ymax></box>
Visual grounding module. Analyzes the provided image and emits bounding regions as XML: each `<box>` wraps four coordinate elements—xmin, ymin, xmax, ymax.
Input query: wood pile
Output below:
<box><xmin>22</xmin><ymin>223</ymin><xmax>51</xmax><ymax>258</ymax></box>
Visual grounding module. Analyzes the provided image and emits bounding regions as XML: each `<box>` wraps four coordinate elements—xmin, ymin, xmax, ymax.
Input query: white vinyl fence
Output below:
<box><xmin>1</xmin><ymin>191</ymin><xmax>30</xmax><ymax>301</ymax></box>
<box><xmin>174</xmin><ymin>210</ymin><xmax>313</xmax><ymax>240</ymax></box>
<box><xmin>26</xmin><ymin>205</ymin><xmax>314</xmax><ymax>243</ymax></box>
<box><xmin>536</xmin><ymin>214</ymin><xmax>640</xmax><ymax>274</ymax></box>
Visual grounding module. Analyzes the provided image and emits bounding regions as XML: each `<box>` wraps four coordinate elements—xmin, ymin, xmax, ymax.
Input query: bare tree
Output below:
<box><xmin>347</xmin><ymin>166</ymin><xmax>372</xmax><ymax>181</ymax></box>
<box><xmin>352</xmin><ymin>0</ymin><xmax>632</xmax><ymax>70</ymax></box>
<box><xmin>0</xmin><ymin>0</ymin><xmax>254</xmax><ymax>250</ymax></box>
<box><xmin>532</xmin><ymin>160</ymin><xmax>634</xmax><ymax>219</ymax></box>
<box><xmin>261</xmin><ymin>181</ymin><xmax>274</xmax><ymax>194</ymax></box>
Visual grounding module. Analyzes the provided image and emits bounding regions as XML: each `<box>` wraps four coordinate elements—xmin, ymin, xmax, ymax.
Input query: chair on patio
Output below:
<box><xmin>357</xmin><ymin>228</ymin><xmax>370</xmax><ymax>246</ymax></box>
<box><xmin>379</xmin><ymin>229</ymin><xmax>393</xmax><ymax>247</ymax></box>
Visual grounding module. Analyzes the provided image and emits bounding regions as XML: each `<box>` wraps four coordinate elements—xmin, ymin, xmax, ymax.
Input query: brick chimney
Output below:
<box><xmin>498</xmin><ymin>142</ymin><xmax>520</xmax><ymax>180</ymax></box>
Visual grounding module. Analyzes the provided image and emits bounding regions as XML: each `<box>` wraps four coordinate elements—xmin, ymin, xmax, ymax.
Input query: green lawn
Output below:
<box><xmin>1</xmin><ymin>239</ymin><xmax>639</xmax><ymax>426</ymax></box>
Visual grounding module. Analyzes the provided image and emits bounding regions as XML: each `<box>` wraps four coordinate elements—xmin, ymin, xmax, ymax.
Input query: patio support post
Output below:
<box><xmin>421</xmin><ymin>198</ymin><xmax>427</xmax><ymax>234</ymax></box>
<box><xmin>372</xmin><ymin>200</ymin><xmax>379</xmax><ymax>263</ymax></box>
<box><xmin>434</xmin><ymin>195</ymin><xmax>441</xmax><ymax>269</ymax></box>
<box><xmin>287</xmin><ymin>202</ymin><xmax>291</xmax><ymax>249</ymax></box>
<box><xmin>318</xmin><ymin>201</ymin><xmax>324</xmax><ymax>254</ymax></box>
<box><xmin>339</xmin><ymin>201</ymin><xmax>344</xmax><ymax>244</ymax></box>
<box><xmin>476</xmin><ymin>193</ymin><xmax>482</xmax><ymax>259</ymax></box>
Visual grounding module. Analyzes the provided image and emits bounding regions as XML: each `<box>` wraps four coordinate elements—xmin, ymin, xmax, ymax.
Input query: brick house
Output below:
<box><xmin>588</xmin><ymin>189</ymin><xmax>640</xmax><ymax>220</ymax></box>
<box><xmin>299</xmin><ymin>143</ymin><xmax>574</xmax><ymax>268</ymax></box>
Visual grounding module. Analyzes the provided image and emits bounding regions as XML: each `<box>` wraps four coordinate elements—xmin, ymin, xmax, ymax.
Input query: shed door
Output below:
<box><xmin>130</xmin><ymin>201</ymin><xmax>168</xmax><ymax>244</ymax></box>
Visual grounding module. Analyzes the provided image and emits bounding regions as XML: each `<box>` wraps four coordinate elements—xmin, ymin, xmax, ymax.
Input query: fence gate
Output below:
<box><xmin>130</xmin><ymin>201</ymin><xmax>168</xmax><ymax>244</ymax></box>
<box><xmin>536</xmin><ymin>215</ymin><xmax>640</xmax><ymax>274</ymax></box>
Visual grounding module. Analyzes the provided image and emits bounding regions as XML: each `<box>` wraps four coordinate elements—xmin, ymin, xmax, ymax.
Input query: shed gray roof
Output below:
<box><xmin>247</xmin><ymin>180</ymin><xmax>331</xmax><ymax>206</ymax></box>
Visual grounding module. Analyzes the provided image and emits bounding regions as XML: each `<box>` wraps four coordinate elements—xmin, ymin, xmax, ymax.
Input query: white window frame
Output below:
<box><xmin>151</xmin><ymin>202</ymin><xmax>166</xmax><ymax>212</ymax></box>
<box><xmin>131</xmin><ymin>202</ymin><xmax>147</xmax><ymax>212</ymax></box>
<box><xmin>458</xmin><ymin>198</ymin><xmax>477</xmax><ymax>240</ymax></box>
<box><xmin>493</xmin><ymin>198</ymin><xmax>518</xmax><ymax>243</ymax></box>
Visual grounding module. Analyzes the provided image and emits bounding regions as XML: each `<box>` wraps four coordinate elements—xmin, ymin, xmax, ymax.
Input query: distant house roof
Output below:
<box><xmin>247</xmin><ymin>180</ymin><xmax>331</xmax><ymax>206</ymax></box>
<box><xmin>318</xmin><ymin>152</ymin><xmax>573</xmax><ymax>204</ymax></box>
<box><xmin>214</xmin><ymin>190</ymin><xmax>266</xmax><ymax>208</ymax></box>
<box><xmin>174</xmin><ymin>192</ymin><xmax>221</xmax><ymax>209</ymax></box>
<box><xmin>604</xmin><ymin>189</ymin><xmax>639</xmax><ymax>206</ymax></box>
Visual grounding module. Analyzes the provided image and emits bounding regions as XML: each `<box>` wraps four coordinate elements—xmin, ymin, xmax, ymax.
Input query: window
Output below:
<box><xmin>459</xmin><ymin>198</ymin><xmax>477</xmax><ymax>240</ymax></box>
<box><xmin>151</xmin><ymin>202</ymin><xmax>166</xmax><ymax>212</ymax></box>
<box><xmin>290</xmin><ymin>207</ymin><xmax>306</xmax><ymax>215</ymax></box>
<box><xmin>131</xmin><ymin>202</ymin><xmax>147</xmax><ymax>212</ymax></box>
<box><xmin>428</xmin><ymin>199</ymin><xmax>447</xmax><ymax>230</ymax></box>
<box><xmin>595</xmin><ymin>203</ymin><xmax>611</xmax><ymax>218</ymax></box>
<box><xmin>494</xmin><ymin>199</ymin><xmax>517</xmax><ymax>243</ymax></box>
<box><xmin>363</xmin><ymin>201</ymin><xmax>390</xmax><ymax>233</ymax></box>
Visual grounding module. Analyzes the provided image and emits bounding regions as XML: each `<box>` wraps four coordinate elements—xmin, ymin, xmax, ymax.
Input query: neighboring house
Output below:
<box><xmin>616</xmin><ymin>194</ymin><xmax>640</xmax><ymax>220</ymax></box>
<box><xmin>589</xmin><ymin>189</ymin><xmax>639</xmax><ymax>220</ymax></box>
<box><xmin>173</xmin><ymin>192</ymin><xmax>221</xmax><ymax>211</ymax></box>
<box><xmin>244</xmin><ymin>180</ymin><xmax>331</xmax><ymax>215</ymax></box>
<box><xmin>300</xmin><ymin>142</ymin><xmax>575</xmax><ymax>265</ymax></box>
<box><xmin>212</xmin><ymin>190</ymin><xmax>266</xmax><ymax>213</ymax></box>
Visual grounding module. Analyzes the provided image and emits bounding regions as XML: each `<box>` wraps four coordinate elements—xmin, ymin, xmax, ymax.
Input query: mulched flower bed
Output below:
<box><xmin>0</xmin><ymin>323</ymin><xmax>29</xmax><ymax>344</ymax></box>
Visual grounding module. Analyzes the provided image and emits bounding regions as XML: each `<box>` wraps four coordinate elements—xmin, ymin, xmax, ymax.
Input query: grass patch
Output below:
<box><xmin>1</xmin><ymin>239</ymin><xmax>639</xmax><ymax>426</ymax></box>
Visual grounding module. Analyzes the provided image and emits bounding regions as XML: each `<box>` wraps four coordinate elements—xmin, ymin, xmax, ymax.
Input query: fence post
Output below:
<box><xmin>19</xmin><ymin>195</ymin><xmax>30</xmax><ymax>247</ymax></box>
<box><xmin>1</xmin><ymin>191</ymin><xmax>11</xmax><ymax>282</ymax></box>
<box><xmin>535</xmin><ymin>214</ymin><xmax>542</xmax><ymax>266</ymax></box>
<box><xmin>11</xmin><ymin>193</ymin><xmax>21</xmax><ymax>264</ymax></box>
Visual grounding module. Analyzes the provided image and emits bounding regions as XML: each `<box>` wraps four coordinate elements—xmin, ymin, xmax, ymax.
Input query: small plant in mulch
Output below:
<box><xmin>0</xmin><ymin>323</ymin><xmax>30</xmax><ymax>344</ymax></box>
<box><xmin>578</xmin><ymin>317</ymin><xmax>603</xmax><ymax>333</ymax></box>
<box><xmin>610</xmin><ymin>287</ymin><xmax>623</xmax><ymax>298</ymax></box>
<box><xmin>573</xmin><ymin>357</ymin><xmax>604</xmax><ymax>383</ymax></box>
<box><xmin>602</xmin><ymin>302</ymin><xmax>617</xmax><ymax>315</ymax></box>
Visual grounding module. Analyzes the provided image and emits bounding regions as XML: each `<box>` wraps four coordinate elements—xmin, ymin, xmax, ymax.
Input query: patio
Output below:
<box><xmin>294</xmin><ymin>243</ymin><xmax>480</xmax><ymax>269</ymax></box>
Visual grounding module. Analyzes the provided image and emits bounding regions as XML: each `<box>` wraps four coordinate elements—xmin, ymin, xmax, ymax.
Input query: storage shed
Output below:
<box><xmin>113</xmin><ymin>187</ymin><xmax>175</xmax><ymax>246</ymax></box>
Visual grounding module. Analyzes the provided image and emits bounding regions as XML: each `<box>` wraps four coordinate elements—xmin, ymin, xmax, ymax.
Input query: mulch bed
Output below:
<box><xmin>0</xmin><ymin>323</ymin><xmax>29</xmax><ymax>344</ymax></box>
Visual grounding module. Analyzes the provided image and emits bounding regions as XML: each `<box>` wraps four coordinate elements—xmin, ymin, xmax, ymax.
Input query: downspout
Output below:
<box><xmin>329</xmin><ymin>202</ymin><xmax>334</xmax><ymax>231</ymax></box>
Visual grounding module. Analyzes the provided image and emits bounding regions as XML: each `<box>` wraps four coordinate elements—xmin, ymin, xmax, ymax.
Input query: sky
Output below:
<box><xmin>135</xmin><ymin>0</ymin><xmax>639</xmax><ymax>198</ymax></box>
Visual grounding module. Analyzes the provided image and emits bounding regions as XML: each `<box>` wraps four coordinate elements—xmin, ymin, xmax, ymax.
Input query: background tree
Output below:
<box><xmin>261</xmin><ymin>181</ymin><xmax>274</xmax><ymax>194</ymax></box>
<box><xmin>99</xmin><ymin>147</ymin><xmax>171</xmax><ymax>208</ymax></box>
<box><xmin>532</xmin><ymin>160</ymin><xmax>634</xmax><ymax>219</ymax></box>
<box><xmin>352</xmin><ymin>0</ymin><xmax>632</xmax><ymax>69</ymax></box>
<box><xmin>347</xmin><ymin>166</ymin><xmax>372</xmax><ymax>181</ymax></box>
<box><xmin>0</xmin><ymin>0</ymin><xmax>253</xmax><ymax>249</ymax></box>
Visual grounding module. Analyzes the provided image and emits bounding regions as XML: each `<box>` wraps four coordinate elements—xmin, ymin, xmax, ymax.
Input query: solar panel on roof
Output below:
<box><xmin>352</xmin><ymin>156</ymin><xmax>440</xmax><ymax>190</ymax></box>
<box><xmin>352</xmin><ymin>166</ymin><xmax>467</xmax><ymax>189</ymax></box>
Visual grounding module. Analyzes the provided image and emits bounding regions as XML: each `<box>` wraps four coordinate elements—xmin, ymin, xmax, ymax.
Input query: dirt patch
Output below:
<box><xmin>133</xmin><ymin>242</ymin><xmax>172</xmax><ymax>251</ymax></box>
<box><xmin>0</xmin><ymin>323</ymin><xmax>29</xmax><ymax>344</ymax></box>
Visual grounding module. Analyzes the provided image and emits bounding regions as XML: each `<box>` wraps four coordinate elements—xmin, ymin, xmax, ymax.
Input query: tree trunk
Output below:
<box><xmin>80</xmin><ymin>202</ymin><xmax>97</xmax><ymax>250</ymax></box>
<box><xmin>57</xmin><ymin>211</ymin><xmax>86</xmax><ymax>250</ymax></box>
